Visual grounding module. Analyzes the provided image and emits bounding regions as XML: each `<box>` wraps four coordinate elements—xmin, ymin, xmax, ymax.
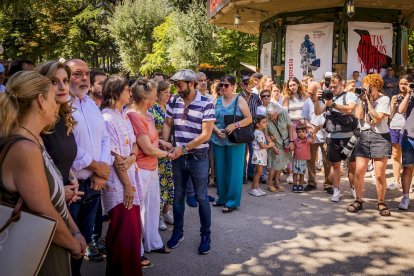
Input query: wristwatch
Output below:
<box><xmin>182</xmin><ymin>145</ymin><xmax>189</xmax><ymax>155</ymax></box>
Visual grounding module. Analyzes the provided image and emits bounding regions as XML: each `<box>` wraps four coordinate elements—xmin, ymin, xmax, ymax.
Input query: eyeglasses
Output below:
<box><xmin>72</xmin><ymin>71</ymin><xmax>90</xmax><ymax>79</ymax></box>
<box><xmin>219</xmin><ymin>83</ymin><xmax>231</xmax><ymax>88</ymax></box>
<box><xmin>261</xmin><ymin>94</ymin><xmax>271</xmax><ymax>99</ymax></box>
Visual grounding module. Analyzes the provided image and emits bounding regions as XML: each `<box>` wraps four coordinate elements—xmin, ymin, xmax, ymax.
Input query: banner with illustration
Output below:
<box><xmin>260</xmin><ymin>42</ymin><xmax>272</xmax><ymax>77</ymax></box>
<box><xmin>347</xmin><ymin>21</ymin><xmax>393</xmax><ymax>78</ymax></box>
<box><xmin>285</xmin><ymin>22</ymin><xmax>334</xmax><ymax>81</ymax></box>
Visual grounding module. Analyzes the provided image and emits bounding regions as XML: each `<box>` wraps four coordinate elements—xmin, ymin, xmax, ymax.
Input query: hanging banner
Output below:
<box><xmin>285</xmin><ymin>22</ymin><xmax>334</xmax><ymax>81</ymax></box>
<box><xmin>260</xmin><ymin>42</ymin><xmax>272</xmax><ymax>77</ymax></box>
<box><xmin>347</xmin><ymin>21</ymin><xmax>393</xmax><ymax>78</ymax></box>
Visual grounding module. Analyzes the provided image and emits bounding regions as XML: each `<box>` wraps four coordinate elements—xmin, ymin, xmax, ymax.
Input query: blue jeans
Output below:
<box><xmin>68</xmin><ymin>179</ymin><xmax>100</xmax><ymax>244</ymax></box>
<box><xmin>172</xmin><ymin>152</ymin><xmax>211</xmax><ymax>235</ymax></box>
<box><xmin>244</xmin><ymin>142</ymin><xmax>255</xmax><ymax>180</ymax></box>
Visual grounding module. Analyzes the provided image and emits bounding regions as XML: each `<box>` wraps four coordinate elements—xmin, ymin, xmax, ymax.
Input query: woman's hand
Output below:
<box><xmin>225</xmin><ymin>123</ymin><xmax>237</xmax><ymax>135</ymax></box>
<box><xmin>391</xmin><ymin>95</ymin><xmax>398</xmax><ymax>107</ymax></box>
<box><xmin>161</xmin><ymin>141</ymin><xmax>173</xmax><ymax>151</ymax></box>
<box><xmin>64</xmin><ymin>182</ymin><xmax>84</xmax><ymax>205</ymax></box>
<box><xmin>216</xmin><ymin>129</ymin><xmax>226</xmax><ymax>140</ymax></box>
<box><xmin>69</xmin><ymin>239</ymin><xmax>84</xmax><ymax>259</ymax></box>
<box><xmin>268</xmin><ymin>142</ymin><xmax>275</xmax><ymax>147</ymax></box>
<box><xmin>289</xmin><ymin>142</ymin><xmax>294</xmax><ymax>151</ymax></box>
<box><xmin>73</xmin><ymin>232</ymin><xmax>87</xmax><ymax>256</ymax></box>
<box><xmin>115</xmin><ymin>155</ymin><xmax>135</xmax><ymax>172</ymax></box>
<box><xmin>273</xmin><ymin>146</ymin><xmax>280</xmax><ymax>155</ymax></box>
<box><xmin>123</xmin><ymin>185</ymin><xmax>135</xmax><ymax>210</ymax></box>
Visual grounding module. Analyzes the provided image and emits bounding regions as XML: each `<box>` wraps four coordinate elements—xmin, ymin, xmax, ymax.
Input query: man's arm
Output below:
<box><xmin>162</xmin><ymin>117</ymin><xmax>173</xmax><ymax>142</ymax></box>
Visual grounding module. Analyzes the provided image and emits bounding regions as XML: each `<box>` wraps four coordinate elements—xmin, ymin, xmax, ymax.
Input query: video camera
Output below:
<box><xmin>319</xmin><ymin>72</ymin><xmax>334</xmax><ymax>101</ymax></box>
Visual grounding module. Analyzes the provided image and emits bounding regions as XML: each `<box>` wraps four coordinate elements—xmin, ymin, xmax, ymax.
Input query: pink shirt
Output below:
<box><xmin>127</xmin><ymin>111</ymin><xmax>159</xmax><ymax>171</ymax></box>
<box><xmin>293</xmin><ymin>137</ymin><xmax>311</xmax><ymax>160</ymax></box>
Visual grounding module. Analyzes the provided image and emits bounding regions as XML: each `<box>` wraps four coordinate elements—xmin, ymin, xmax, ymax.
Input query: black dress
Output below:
<box><xmin>42</xmin><ymin>117</ymin><xmax>77</xmax><ymax>185</ymax></box>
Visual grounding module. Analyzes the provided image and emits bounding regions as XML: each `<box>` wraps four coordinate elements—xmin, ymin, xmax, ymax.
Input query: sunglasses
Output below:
<box><xmin>219</xmin><ymin>83</ymin><xmax>231</xmax><ymax>88</ymax></box>
<box><xmin>261</xmin><ymin>94</ymin><xmax>271</xmax><ymax>99</ymax></box>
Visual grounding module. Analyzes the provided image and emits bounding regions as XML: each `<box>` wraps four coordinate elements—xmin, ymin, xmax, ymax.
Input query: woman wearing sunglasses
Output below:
<box><xmin>257</xmin><ymin>89</ymin><xmax>272</xmax><ymax>116</ymax></box>
<box><xmin>211</xmin><ymin>75</ymin><xmax>252</xmax><ymax>213</ymax></box>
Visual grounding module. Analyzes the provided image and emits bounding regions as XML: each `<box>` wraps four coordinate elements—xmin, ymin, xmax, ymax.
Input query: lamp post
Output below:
<box><xmin>346</xmin><ymin>0</ymin><xmax>355</xmax><ymax>17</ymax></box>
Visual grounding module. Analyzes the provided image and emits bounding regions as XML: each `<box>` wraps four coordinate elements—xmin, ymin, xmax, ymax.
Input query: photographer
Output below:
<box><xmin>388</xmin><ymin>75</ymin><xmax>413</xmax><ymax>192</ymax></box>
<box><xmin>314</xmin><ymin>73</ymin><xmax>357</xmax><ymax>201</ymax></box>
<box><xmin>397</xmin><ymin>75</ymin><xmax>414</xmax><ymax>210</ymax></box>
<box><xmin>350</xmin><ymin>74</ymin><xmax>391</xmax><ymax>216</ymax></box>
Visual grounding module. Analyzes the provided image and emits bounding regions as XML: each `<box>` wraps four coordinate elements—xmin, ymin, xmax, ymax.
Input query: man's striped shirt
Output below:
<box><xmin>166</xmin><ymin>91</ymin><xmax>215</xmax><ymax>152</ymax></box>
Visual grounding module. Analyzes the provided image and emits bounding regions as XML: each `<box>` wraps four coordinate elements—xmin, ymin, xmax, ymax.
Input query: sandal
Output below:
<box><xmin>222</xmin><ymin>206</ymin><xmax>236</xmax><ymax>213</ymax></box>
<box><xmin>151</xmin><ymin>245</ymin><xmax>170</xmax><ymax>254</ymax></box>
<box><xmin>377</xmin><ymin>203</ymin><xmax>391</xmax><ymax>216</ymax></box>
<box><xmin>212</xmin><ymin>202</ymin><xmax>224</xmax><ymax>207</ymax></box>
<box><xmin>275</xmin><ymin>185</ymin><xmax>285</xmax><ymax>192</ymax></box>
<box><xmin>347</xmin><ymin>200</ymin><xmax>363</xmax><ymax>213</ymax></box>
<box><xmin>141</xmin><ymin>255</ymin><xmax>153</xmax><ymax>268</ymax></box>
<box><xmin>266</xmin><ymin>185</ymin><xmax>277</xmax><ymax>193</ymax></box>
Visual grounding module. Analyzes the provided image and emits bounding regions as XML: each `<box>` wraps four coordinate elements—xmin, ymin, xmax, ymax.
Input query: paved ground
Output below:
<box><xmin>83</xmin><ymin>163</ymin><xmax>414</xmax><ymax>275</ymax></box>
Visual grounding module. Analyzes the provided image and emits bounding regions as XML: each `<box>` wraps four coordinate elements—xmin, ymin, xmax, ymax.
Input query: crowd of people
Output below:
<box><xmin>0</xmin><ymin>57</ymin><xmax>414</xmax><ymax>275</ymax></box>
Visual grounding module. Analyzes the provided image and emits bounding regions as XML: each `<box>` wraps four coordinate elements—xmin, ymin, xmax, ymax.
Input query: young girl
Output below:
<box><xmin>292</xmin><ymin>124</ymin><xmax>315</xmax><ymax>193</ymax></box>
<box><xmin>249</xmin><ymin>115</ymin><xmax>275</xmax><ymax>197</ymax></box>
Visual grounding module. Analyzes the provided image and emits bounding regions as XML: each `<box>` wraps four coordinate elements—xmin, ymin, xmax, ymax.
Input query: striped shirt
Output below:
<box><xmin>242</xmin><ymin>91</ymin><xmax>262</xmax><ymax>119</ymax></box>
<box><xmin>166</xmin><ymin>90</ymin><xmax>215</xmax><ymax>152</ymax></box>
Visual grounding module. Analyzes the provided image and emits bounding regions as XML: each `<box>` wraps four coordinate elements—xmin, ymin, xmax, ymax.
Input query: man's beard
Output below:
<box><xmin>178</xmin><ymin>88</ymin><xmax>191</xmax><ymax>99</ymax></box>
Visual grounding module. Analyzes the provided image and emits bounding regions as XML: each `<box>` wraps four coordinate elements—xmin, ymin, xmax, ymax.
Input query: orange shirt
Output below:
<box><xmin>127</xmin><ymin>111</ymin><xmax>159</xmax><ymax>171</ymax></box>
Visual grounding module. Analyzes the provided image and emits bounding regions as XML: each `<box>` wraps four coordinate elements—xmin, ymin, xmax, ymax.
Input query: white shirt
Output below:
<box><xmin>301</xmin><ymin>98</ymin><xmax>314</xmax><ymax>121</ymax></box>
<box><xmin>311</xmin><ymin>114</ymin><xmax>328</xmax><ymax>143</ymax></box>
<box><xmin>72</xmin><ymin>95</ymin><xmax>111</xmax><ymax>180</ymax></box>
<box><xmin>359</xmin><ymin>95</ymin><xmax>390</xmax><ymax>134</ymax></box>
<box><xmin>252</xmin><ymin>87</ymin><xmax>260</xmax><ymax>95</ymax></box>
<box><xmin>256</xmin><ymin>105</ymin><xmax>267</xmax><ymax>116</ymax></box>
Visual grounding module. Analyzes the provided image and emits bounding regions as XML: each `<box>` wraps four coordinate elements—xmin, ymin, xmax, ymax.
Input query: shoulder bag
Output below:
<box><xmin>0</xmin><ymin>136</ymin><xmax>57</xmax><ymax>276</ymax></box>
<box><xmin>224</xmin><ymin>95</ymin><xmax>255</xmax><ymax>144</ymax></box>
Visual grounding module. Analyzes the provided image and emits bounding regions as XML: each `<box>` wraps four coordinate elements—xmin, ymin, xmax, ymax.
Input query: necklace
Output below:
<box><xmin>19</xmin><ymin>126</ymin><xmax>41</xmax><ymax>146</ymax></box>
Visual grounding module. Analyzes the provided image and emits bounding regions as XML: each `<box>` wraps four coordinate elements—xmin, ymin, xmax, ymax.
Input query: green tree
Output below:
<box><xmin>108</xmin><ymin>0</ymin><xmax>170</xmax><ymax>74</ymax></box>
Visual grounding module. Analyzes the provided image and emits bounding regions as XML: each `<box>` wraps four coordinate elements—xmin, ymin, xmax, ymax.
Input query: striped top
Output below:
<box><xmin>166</xmin><ymin>91</ymin><xmax>215</xmax><ymax>152</ymax></box>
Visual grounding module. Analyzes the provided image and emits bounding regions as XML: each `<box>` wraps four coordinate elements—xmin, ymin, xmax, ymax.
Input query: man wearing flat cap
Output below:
<box><xmin>162</xmin><ymin>69</ymin><xmax>215</xmax><ymax>255</ymax></box>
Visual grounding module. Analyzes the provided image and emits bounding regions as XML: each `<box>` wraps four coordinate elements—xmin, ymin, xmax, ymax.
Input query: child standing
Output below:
<box><xmin>292</xmin><ymin>124</ymin><xmax>315</xmax><ymax>193</ymax></box>
<box><xmin>249</xmin><ymin>115</ymin><xmax>275</xmax><ymax>197</ymax></box>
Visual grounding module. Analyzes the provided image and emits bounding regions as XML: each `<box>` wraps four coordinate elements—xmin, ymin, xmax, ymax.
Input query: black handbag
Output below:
<box><xmin>223</xmin><ymin>95</ymin><xmax>254</xmax><ymax>144</ymax></box>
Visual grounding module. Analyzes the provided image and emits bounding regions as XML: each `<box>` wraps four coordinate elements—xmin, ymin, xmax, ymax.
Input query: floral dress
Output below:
<box><xmin>149</xmin><ymin>102</ymin><xmax>174</xmax><ymax>207</ymax></box>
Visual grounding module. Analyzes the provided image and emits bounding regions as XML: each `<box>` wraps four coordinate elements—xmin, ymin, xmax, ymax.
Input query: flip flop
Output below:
<box><xmin>141</xmin><ymin>256</ymin><xmax>153</xmax><ymax>268</ymax></box>
<box><xmin>222</xmin><ymin>206</ymin><xmax>236</xmax><ymax>213</ymax></box>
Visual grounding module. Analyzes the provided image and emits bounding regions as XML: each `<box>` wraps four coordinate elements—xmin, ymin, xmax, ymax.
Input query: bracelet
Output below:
<box><xmin>165</xmin><ymin>152</ymin><xmax>171</xmax><ymax>158</ymax></box>
<box><xmin>235</xmin><ymin>122</ymin><xmax>240</xmax><ymax>128</ymax></box>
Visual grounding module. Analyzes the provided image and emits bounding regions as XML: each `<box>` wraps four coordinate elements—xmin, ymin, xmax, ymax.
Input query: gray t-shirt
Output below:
<box><xmin>359</xmin><ymin>95</ymin><xmax>390</xmax><ymax>134</ymax></box>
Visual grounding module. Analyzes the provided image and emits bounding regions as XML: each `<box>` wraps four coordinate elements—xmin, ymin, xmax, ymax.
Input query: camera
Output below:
<box><xmin>355</xmin><ymin>87</ymin><xmax>367</xmax><ymax>96</ymax></box>
<box><xmin>397</xmin><ymin>95</ymin><xmax>405</xmax><ymax>104</ymax></box>
<box><xmin>410</xmin><ymin>83</ymin><xmax>414</xmax><ymax>90</ymax></box>
<box><xmin>319</xmin><ymin>72</ymin><xmax>334</xmax><ymax>101</ymax></box>
<box><xmin>342</xmin><ymin>130</ymin><xmax>361</xmax><ymax>158</ymax></box>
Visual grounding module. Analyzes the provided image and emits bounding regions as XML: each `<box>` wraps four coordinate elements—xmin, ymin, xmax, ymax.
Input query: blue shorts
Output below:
<box><xmin>401</xmin><ymin>135</ymin><xmax>414</xmax><ymax>166</ymax></box>
<box><xmin>390</xmin><ymin>129</ymin><xmax>403</xmax><ymax>145</ymax></box>
<box><xmin>293</xmin><ymin>159</ymin><xmax>307</xmax><ymax>174</ymax></box>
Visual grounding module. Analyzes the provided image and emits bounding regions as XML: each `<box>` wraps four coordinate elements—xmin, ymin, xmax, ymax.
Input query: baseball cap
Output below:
<box><xmin>170</xmin><ymin>69</ymin><xmax>196</xmax><ymax>82</ymax></box>
<box><xmin>0</xmin><ymin>64</ymin><xmax>5</xmax><ymax>73</ymax></box>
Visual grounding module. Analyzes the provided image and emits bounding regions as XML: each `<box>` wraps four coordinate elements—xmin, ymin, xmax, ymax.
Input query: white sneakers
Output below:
<box><xmin>162</xmin><ymin>211</ymin><xmax>174</xmax><ymax>225</ymax></box>
<box><xmin>331</xmin><ymin>188</ymin><xmax>341</xmax><ymax>202</ymax></box>
<box><xmin>159</xmin><ymin>217</ymin><xmax>167</xmax><ymax>231</ymax></box>
<box><xmin>249</xmin><ymin>188</ymin><xmax>266</xmax><ymax>197</ymax></box>
<box><xmin>387</xmin><ymin>183</ymin><xmax>399</xmax><ymax>191</ymax></box>
<box><xmin>399</xmin><ymin>196</ymin><xmax>410</xmax><ymax>210</ymax></box>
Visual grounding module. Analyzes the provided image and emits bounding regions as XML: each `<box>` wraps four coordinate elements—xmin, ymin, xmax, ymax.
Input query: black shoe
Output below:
<box><xmin>85</xmin><ymin>243</ymin><xmax>104</xmax><ymax>262</ymax></box>
<box><xmin>304</xmin><ymin>185</ymin><xmax>317</xmax><ymax>192</ymax></box>
<box><xmin>260</xmin><ymin>178</ymin><xmax>267</xmax><ymax>184</ymax></box>
<box><xmin>325</xmin><ymin>187</ymin><xmax>334</xmax><ymax>194</ymax></box>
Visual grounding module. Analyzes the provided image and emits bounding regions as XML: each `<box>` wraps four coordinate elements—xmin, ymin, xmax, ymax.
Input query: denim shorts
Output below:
<box><xmin>353</xmin><ymin>130</ymin><xmax>391</xmax><ymax>159</ymax></box>
<box><xmin>390</xmin><ymin>128</ymin><xmax>403</xmax><ymax>145</ymax></box>
<box><xmin>401</xmin><ymin>135</ymin><xmax>414</xmax><ymax>166</ymax></box>
<box><xmin>293</xmin><ymin>159</ymin><xmax>307</xmax><ymax>174</ymax></box>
